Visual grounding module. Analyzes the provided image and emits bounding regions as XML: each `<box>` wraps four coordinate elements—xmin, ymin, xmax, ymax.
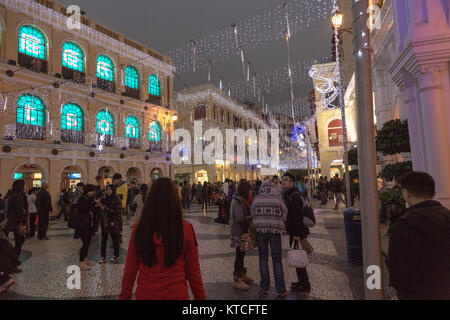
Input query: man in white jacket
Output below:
<box><xmin>222</xmin><ymin>179</ymin><xmax>229</xmax><ymax>197</ymax></box>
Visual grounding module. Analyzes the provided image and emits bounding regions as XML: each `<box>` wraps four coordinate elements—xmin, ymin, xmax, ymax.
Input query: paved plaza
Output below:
<box><xmin>0</xmin><ymin>201</ymin><xmax>395</xmax><ymax>300</ymax></box>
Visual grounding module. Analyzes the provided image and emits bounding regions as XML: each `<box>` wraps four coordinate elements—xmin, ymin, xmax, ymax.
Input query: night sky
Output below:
<box><xmin>58</xmin><ymin>0</ymin><xmax>333</xmax><ymax>107</ymax></box>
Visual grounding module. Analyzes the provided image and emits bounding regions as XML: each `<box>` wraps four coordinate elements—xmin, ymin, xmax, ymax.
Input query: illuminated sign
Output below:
<box><xmin>33</xmin><ymin>173</ymin><xmax>42</xmax><ymax>179</ymax></box>
<box><xmin>14</xmin><ymin>173</ymin><xmax>23</xmax><ymax>180</ymax></box>
<box><xmin>70</xmin><ymin>173</ymin><xmax>81</xmax><ymax>179</ymax></box>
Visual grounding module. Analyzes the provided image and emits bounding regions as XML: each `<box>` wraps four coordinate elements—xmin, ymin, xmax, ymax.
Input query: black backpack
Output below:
<box><xmin>298</xmin><ymin>193</ymin><xmax>316</xmax><ymax>228</ymax></box>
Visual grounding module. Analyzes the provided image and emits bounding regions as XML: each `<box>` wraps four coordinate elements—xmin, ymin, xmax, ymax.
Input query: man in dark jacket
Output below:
<box><xmin>36</xmin><ymin>182</ymin><xmax>52</xmax><ymax>240</ymax></box>
<box><xmin>333</xmin><ymin>174</ymin><xmax>344</xmax><ymax>210</ymax></box>
<box><xmin>387</xmin><ymin>172</ymin><xmax>450</xmax><ymax>300</ymax></box>
<box><xmin>282</xmin><ymin>173</ymin><xmax>313</xmax><ymax>294</ymax></box>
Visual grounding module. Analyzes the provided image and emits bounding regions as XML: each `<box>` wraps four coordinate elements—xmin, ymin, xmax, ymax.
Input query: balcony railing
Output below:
<box><xmin>61</xmin><ymin>130</ymin><xmax>84</xmax><ymax>144</ymax></box>
<box><xmin>148</xmin><ymin>141</ymin><xmax>163</xmax><ymax>152</ymax></box>
<box><xmin>96</xmin><ymin>78</ymin><xmax>116</xmax><ymax>93</ymax></box>
<box><xmin>18</xmin><ymin>54</ymin><xmax>48</xmax><ymax>73</ymax></box>
<box><xmin>16</xmin><ymin>124</ymin><xmax>46</xmax><ymax>140</ymax></box>
<box><xmin>96</xmin><ymin>134</ymin><xmax>114</xmax><ymax>147</ymax></box>
<box><xmin>62</xmin><ymin>67</ymin><xmax>86</xmax><ymax>84</ymax></box>
<box><xmin>123</xmin><ymin>87</ymin><xmax>140</xmax><ymax>100</ymax></box>
<box><xmin>127</xmin><ymin>138</ymin><xmax>141</xmax><ymax>150</ymax></box>
<box><xmin>146</xmin><ymin>94</ymin><xmax>162</xmax><ymax>106</ymax></box>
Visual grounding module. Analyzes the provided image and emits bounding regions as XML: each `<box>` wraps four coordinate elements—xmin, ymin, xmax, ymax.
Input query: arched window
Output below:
<box><xmin>149</xmin><ymin>121</ymin><xmax>162</xmax><ymax>143</ymax></box>
<box><xmin>148</xmin><ymin>74</ymin><xmax>160</xmax><ymax>97</ymax></box>
<box><xmin>61</xmin><ymin>103</ymin><xmax>84</xmax><ymax>144</ymax></box>
<box><xmin>16</xmin><ymin>94</ymin><xmax>46</xmax><ymax>139</ymax></box>
<box><xmin>61</xmin><ymin>103</ymin><xmax>83</xmax><ymax>131</ymax></box>
<box><xmin>96</xmin><ymin>110</ymin><xmax>114</xmax><ymax>136</ymax></box>
<box><xmin>18</xmin><ymin>25</ymin><xmax>47</xmax><ymax>60</ymax></box>
<box><xmin>125</xmin><ymin>116</ymin><xmax>140</xmax><ymax>139</ymax></box>
<box><xmin>328</xmin><ymin>119</ymin><xmax>343</xmax><ymax>147</ymax></box>
<box><xmin>97</xmin><ymin>55</ymin><xmax>114</xmax><ymax>81</ymax></box>
<box><xmin>125</xmin><ymin>66</ymin><xmax>139</xmax><ymax>90</ymax></box>
<box><xmin>62</xmin><ymin>42</ymin><xmax>84</xmax><ymax>72</ymax></box>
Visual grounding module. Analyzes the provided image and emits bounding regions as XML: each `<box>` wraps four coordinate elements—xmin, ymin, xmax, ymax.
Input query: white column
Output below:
<box><xmin>398</xmin><ymin>71</ymin><xmax>425</xmax><ymax>170</ymax></box>
<box><xmin>374</xmin><ymin>69</ymin><xmax>397</xmax><ymax>166</ymax></box>
<box><xmin>416</xmin><ymin>64</ymin><xmax>450</xmax><ymax>208</ymax></box>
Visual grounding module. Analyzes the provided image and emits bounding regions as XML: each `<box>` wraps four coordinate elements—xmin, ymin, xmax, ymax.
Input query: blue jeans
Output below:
<box><xmin>257</xmin><ymin>233</ymin><xmax>286</xmax><ymax>294</ymax></box>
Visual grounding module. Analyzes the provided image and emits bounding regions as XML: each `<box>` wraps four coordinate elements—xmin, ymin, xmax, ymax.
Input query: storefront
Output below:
<box><xmin>13</xmin><ymin>164</ymin><xmax>45</xmax><ymax>191</ymax></box>
<box><xmin>60</xmin><ymin>166</ymin><xmax>84</xmax><ymax>190</ymax></box>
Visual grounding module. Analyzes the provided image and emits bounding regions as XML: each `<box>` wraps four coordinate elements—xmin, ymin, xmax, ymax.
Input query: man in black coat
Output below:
<box><xmin>282</xmin><ymin>173</ymin><xmax>313</xmax><ymax>295</ymax></box>
<box><xmin>36</xmin><ymin>182</ymin><xmax>52</xmax><ymax>240</ymax></box>
<box><xmin>387</xmin><ymin>172</ymin><xmax>450</xmax><ymax>300</ymax></box>
<box><xmin>5</xmin><ymin>180</ymin><xmax>28</xmax><ymax>257</ymax></box>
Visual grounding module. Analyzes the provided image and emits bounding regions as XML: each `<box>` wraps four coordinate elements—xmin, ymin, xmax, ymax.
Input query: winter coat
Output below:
<box><xmin>5</xmin><ymin>192</ymin><xmax>27</xmax><ymax>233</ymax></box>
<box><xmin>229</xmin><ymin>194</ymin><xmax>250</xmax><ymax>238</ymax></box>
<box><xmin>36</xmin><ymin>189</ymin><xmax>52</xmax><ymax>213</ymax></box>
<box><xmin>102</xmin><ymin>194</ymin><xmax>122</xmax><ymax>234</ymax></box>
<box><xmin>228</xmin><ymin>185</ymin><xmax>236</xmax><ymax>203</ymax></box>
<box><xmin>119</xmin><ymin>220</ymin><xmax>206</xmax><ymax>300</ymax></box>
<box><xmin>251</xmin><ymin>181</ymin><xmax>287</xmax><ymax>235</ymax></box>
<box><xmin>283</xmin><ymin>188</ymin><xmax>309</xmax><ymax>239</ymax></box>
<box><xmin>182</xmin><ymin>184</ymin><xmax>191</xmax><ymax>199</ymax></box>
<box><xmin>332</xmin><ymin>179</ymin><xmax>343</xmax><ymax>193</ymax></box>
<box><xmin>74</xmin><ymin>194</ymin><xmax>95</xmax><ymax>231</ymax></box>
<box><xmin>387</xmin><ymin>200</ymin><xmax>450</xmax><ymax>300</ymax></box>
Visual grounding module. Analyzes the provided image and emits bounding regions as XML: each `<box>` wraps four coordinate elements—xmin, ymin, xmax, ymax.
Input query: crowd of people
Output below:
<box><xmin>0</xmin><ymin>171</ymin><xmax>448</xmax><ymax>300</ymax></box>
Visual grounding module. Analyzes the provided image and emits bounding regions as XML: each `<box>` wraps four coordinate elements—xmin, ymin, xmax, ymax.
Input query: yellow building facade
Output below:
<box><xmin>0</xmin><ymin>0</ymin><xmax>176</xmax><ymax>208</ymax></box>
<box><xmin>174</xmin><ymin>84</ymin><xmax>275</xmax><ymax>183</ymax></box>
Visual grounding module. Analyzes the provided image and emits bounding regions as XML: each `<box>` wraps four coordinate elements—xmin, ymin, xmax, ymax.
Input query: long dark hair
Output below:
<box><xmin>135</xmin><ymin>178</ymin><xmax>184</xmax><ymax>268</ymax></box>
<box><xmin>237</xmin><ymin>180</ymin><xmax>251</xmax><ymax>201</ymax></box>
<box><xmin>12</xmin><ymin>179</ymin><xmax>25</xmax><ymax>194</ymax></box>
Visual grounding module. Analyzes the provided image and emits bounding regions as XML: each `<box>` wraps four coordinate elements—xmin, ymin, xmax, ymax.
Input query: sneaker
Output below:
<box><xmin>0</xmin><ymin>279</ymin><xmax>15</xmax><ymax>293</ymax></box>
<box><xmin>98</xmin><ymin>258</ymin><xmax>106</xmax><ymax>264</ymax></box>
<box><xmin>110</xmin><ymin>256</ymin><xmax>119</xmax><ymax>263</ymax></box>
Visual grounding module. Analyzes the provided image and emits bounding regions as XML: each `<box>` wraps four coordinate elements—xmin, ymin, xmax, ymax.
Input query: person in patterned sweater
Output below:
<box><xmin>250</xmin><ymin>180</ymin><xmax>288</xmax><ymax>298</ymax></box>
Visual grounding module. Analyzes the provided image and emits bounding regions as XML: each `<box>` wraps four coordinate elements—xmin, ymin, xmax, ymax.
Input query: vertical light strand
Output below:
<box><xmin>2</xmin><ymin>93</ymin><xmax>7</xmax><ymax>112</ymax></box>
<box><xmin>247</xmin><ymin>62</ymin><xmax>251</xmax><ymax>82</ymax></box>
<box><xmin>208</xmin><ymin>60</ymin><xmax>212</xmax><ymax>82</ymax></box>
<box><xmin>191</xmin><ymin>40</ymin><xmax>197</xmax><ymax>73</ymax></box>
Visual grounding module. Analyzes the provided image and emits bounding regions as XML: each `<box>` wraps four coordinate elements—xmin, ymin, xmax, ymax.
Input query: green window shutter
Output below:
<box><xmin>125</xmin><ymin>66</ymin><xmax>139</xmax><ymax>90</ymax></box>
<box><xmin>148</xmin><ymin>74</ymin><xmax>160</xmax><ymax>97</ymax></box>
<box><xmin>62</xmin><ymin>42</ymin><xmax>84</xmax><ymax>72</ymax></box>
<box><xmin>149</xmin><ymin>121</ymin><xmax>162</xmax><ymax>142</ymax></box>
<box><xmin>18</xmin><ymin>25</ymin><xmax>47</xmax><ymax>60</ymax></box>
<box><xmin>125</xmin><ymin>116</ymin><xmax>140</xmax><ymax>138</ymax></box>
<box><xmin>97</xmin><ymin>55</ymin><xmax>114</xmax><ymax>81</ymax></box>
<box><xmin>16</xmin><ymin>94</ymin><xmax>45</xmax><ymax>126</ymax></box>
<box><xmin>96</xmin><ymin>110</ymin><xmax>114</xmax><ymax>135</ymax></box>
<box><xmin>61</xmin><ymin>103</ymin><xmax>83</xmax><ymax>131</ymax></box>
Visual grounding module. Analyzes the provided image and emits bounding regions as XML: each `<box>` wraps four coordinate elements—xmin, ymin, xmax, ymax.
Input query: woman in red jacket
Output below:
<box><xmin>119</xmin><ymin>177</ymin><xmax>206</xmax><ymax>300</ymax></box>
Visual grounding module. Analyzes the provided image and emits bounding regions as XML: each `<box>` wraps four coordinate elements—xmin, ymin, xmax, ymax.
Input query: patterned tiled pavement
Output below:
<box><xmin>0</xmin><ymin>200</ymin><xmax>395</xmax><ymax>300</ymax></box>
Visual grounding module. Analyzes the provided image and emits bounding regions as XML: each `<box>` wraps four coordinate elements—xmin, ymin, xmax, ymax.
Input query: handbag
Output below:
<box><xmin>287</xmin><ymin>240</ymin><xmax>309</xmax><ymax>268</ymax></box>
<box><xmin>240</xmin><ymin>223</ymin><xmax>257</xmax><ymax>252</ymax></box>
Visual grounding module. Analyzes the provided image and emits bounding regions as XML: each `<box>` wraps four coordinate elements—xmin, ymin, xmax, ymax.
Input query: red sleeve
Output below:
<box><xmin>184</xmin><ymin>221</ymin><xmax>206</xmax><ymax>300</ymax></box>
<box><xmin>119</xmin><ymin>226</ymin><xmax>140</xmax><ymax>300</ymax></box>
